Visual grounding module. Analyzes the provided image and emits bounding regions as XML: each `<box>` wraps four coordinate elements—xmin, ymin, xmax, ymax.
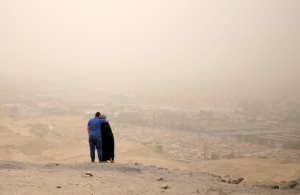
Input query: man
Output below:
<box><xmin>87</xmin><ymin>112</ymin><xmax>109</xmax><ymax>163</ymax></box>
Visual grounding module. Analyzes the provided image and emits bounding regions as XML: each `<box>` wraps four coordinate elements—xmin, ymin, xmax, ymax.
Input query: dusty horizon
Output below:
<box><xmin>0</xmin><ymin>0</ymin><xmax>299</xmax><ymax>101</ymax></box>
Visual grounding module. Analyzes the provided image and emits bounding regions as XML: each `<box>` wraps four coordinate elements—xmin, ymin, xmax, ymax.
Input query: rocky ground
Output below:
<box><xmin>1</xmin><ymin>160</ymin><xmax>299</xmax><ymax>195</ymax></box>
<box><xmin>0</xmin><ymin>113</ymin><xmax>300</xmax><ymax>194</ymax></box>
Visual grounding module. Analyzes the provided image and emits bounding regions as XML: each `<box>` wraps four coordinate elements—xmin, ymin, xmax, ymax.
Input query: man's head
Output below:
<box><xmin>95</xmin><ymin>112</ymin><xmax>101</xmax><ymax>118</ymax></box>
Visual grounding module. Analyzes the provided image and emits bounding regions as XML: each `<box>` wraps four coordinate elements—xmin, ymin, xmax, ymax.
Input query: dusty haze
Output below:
<box><xmin>0</xmin><ymin>0</ymin><xmax>300</xmax><ymax>100</ymax></box>
<box><xmin>1</xmin><ymin>1</ymin><xmax>300</xmax><ymax>193</ymax></box>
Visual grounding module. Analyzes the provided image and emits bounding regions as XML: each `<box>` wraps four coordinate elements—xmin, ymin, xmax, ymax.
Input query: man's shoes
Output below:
<box><xmin>91</xmin><ymin>160</ymin><xmax>95</xmax><ymax>163</ymax></box>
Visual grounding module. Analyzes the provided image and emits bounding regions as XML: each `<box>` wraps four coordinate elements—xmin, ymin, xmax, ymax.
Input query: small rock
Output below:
<box><xmin>288</xmin><ymin>180</ymin><xmax>298</xmax><ymax>189</ymax></box>
<box><xmin>254</xmin><ymin>184</ymin><xmax>279</xmax><ymax>189</ymax></box>
<box><xmin>220</xmin><ymin>175</ymin><xmax>230</xmax><ymax>183</ymax></box>
<box><xmin>82</xmin><ymin>172</ymin><xmax>93</xmax><ymax>177</ymax></box>
<box><xmin>57</xmin><ymin>186</ymin><xmax>61</xmax><ymax>188</ymax></box>
<box><xmin>161</xmin><ymin>184</ymin><xmax>169</xmax><ymax>189</ymax></box>
<box><xmin>221</xmin><ymin>175</ymin><xmax>244</xmax><ymax>184</ymax></box>
<box><xmin>229</xmin><ymin>177</ymin><xmax>244</xmax><ymax>184</ymax></box>
<box><xmin>270</xmin><ymin>185</ymin><xmax>280</xmax><ymax>189</ymax></box>
<box><xmin>157</xmin><ymin>177</ymin><xmax>164</xmax><ymax>181</ymax></box>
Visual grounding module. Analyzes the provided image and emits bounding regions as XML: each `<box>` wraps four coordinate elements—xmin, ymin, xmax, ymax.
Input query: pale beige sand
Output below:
<box><xmin>0</xmin><ymin>114</ymin><xmax>299</xmax><ymax>194</ymax></box>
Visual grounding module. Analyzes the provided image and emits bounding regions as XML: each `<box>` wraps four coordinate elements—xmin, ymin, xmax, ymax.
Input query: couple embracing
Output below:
<box><xmin>87</xmin><ymin>112</ymin><xmax>115</xmax><ymax>163</ymax></box>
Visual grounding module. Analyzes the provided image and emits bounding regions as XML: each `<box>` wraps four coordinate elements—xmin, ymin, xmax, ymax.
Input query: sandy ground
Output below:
<box><xmin>1</xmin><ymin>160</ymin><xmax>297</xmax><ymax>195</ymax></box>
<box><xmin>0</xmin><ymin>114</ymin><xmax>299</xmax><ymax>194</ymax></box>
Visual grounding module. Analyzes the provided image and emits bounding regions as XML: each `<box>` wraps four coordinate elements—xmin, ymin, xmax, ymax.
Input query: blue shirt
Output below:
<box><xmin>87</xmin><ymin>117</ymin><xmax>107</xmax><ymax>136</ymax></box>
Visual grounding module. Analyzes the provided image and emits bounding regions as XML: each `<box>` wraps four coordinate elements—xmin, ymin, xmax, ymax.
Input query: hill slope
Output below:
<box><xmin>1</xmin><ymin>160</ymin><xmax>298</xmax><ymax>195</ymax></box>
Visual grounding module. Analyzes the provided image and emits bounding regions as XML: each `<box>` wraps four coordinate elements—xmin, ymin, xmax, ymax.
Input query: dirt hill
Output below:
<box><xmin>1</xmin><ymin>160</ymin><xmax>299</xmax><ymax>195</ymax></box>
<box><xmin>0</xmin><ymin>114</ymin><xmax>299</xmax><ymax>194</ymax></box>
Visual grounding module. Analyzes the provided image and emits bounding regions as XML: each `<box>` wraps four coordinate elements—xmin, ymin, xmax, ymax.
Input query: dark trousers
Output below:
<box><xmin>89</xmin><ymin>135</ymin><xmax>102</xmax><ymax>162</ymax></box>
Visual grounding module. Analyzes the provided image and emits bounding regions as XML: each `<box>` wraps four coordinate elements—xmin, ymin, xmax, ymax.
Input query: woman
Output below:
<box><xmin>101</xmin><ymin>115</ymin><xmax>115</xmax><ymax>162</ymax></box>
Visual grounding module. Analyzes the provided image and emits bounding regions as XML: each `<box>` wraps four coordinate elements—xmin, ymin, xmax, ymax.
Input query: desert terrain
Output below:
<box><xmin>0</xmin><ymin>100</ymin><xmax>299</xmax><ymax>194</ymax></box>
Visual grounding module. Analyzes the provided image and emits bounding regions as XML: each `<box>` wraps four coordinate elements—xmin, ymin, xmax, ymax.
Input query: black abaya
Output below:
<box><xmin>101</xmin><ymin>122</ymin><xmax>115</xmax><ymax>161</ymax></box>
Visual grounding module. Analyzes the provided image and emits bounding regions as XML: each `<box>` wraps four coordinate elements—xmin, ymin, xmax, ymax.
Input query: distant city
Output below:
<box><xmin>1</xmin><ymin>85</ymin><xmax>299</xmax><ymax>162</ymax></box>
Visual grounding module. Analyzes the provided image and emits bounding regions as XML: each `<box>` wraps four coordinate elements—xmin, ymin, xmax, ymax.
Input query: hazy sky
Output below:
<box><xmin>0</xmin><ymin>0</ymin><xmax>299</xmax><ymax>96</ymax></box>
